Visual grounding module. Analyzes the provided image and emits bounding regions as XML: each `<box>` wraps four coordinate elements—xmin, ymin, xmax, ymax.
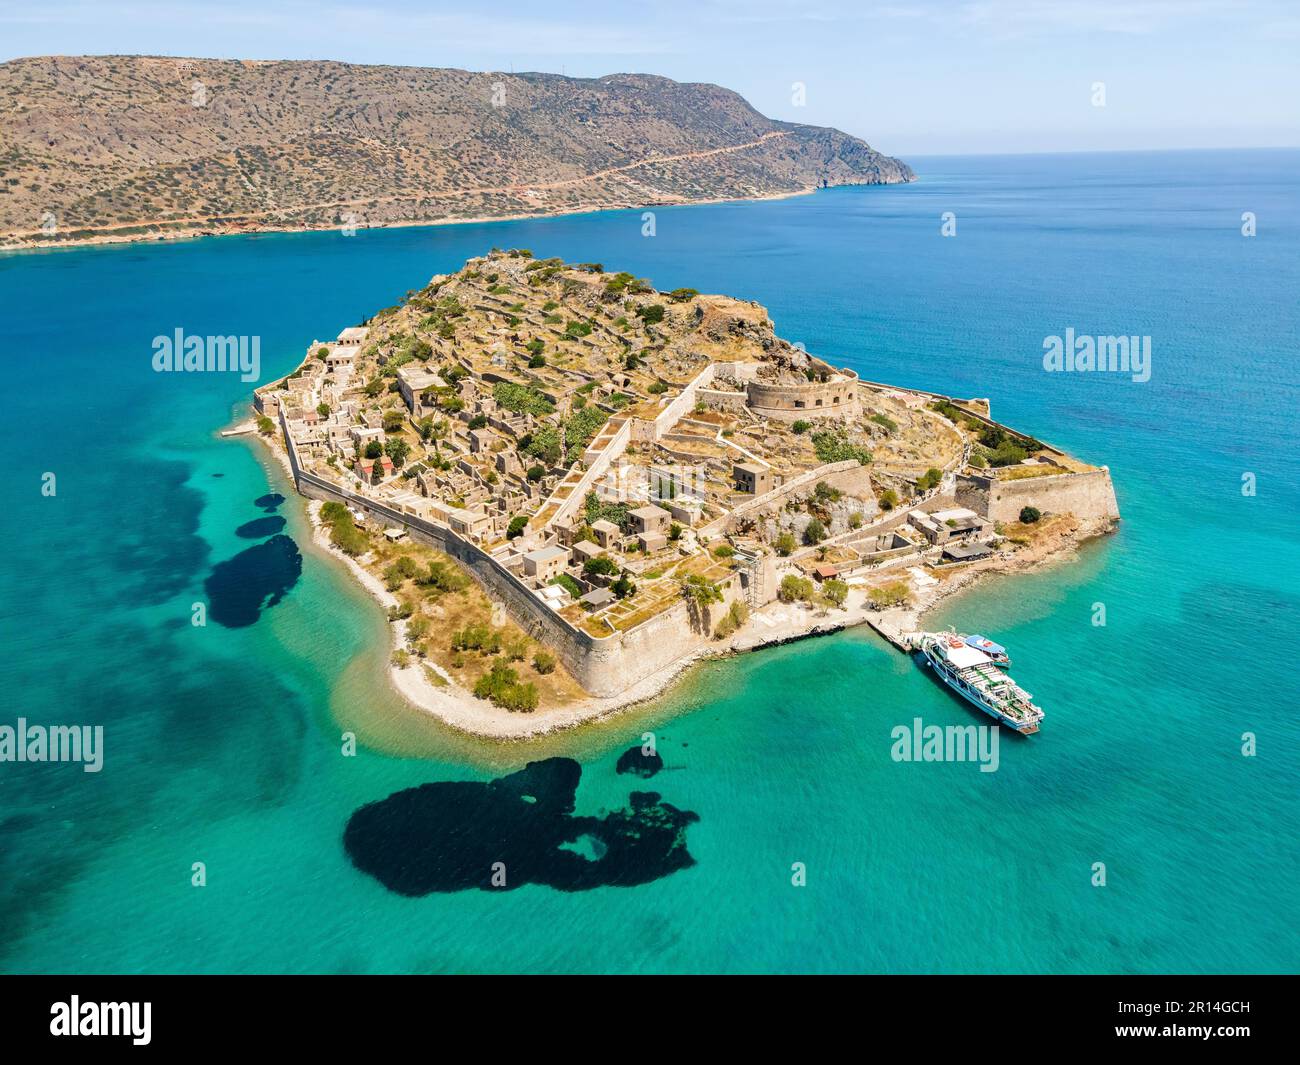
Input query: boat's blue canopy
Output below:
<box><xmin>965</xmin><ymin>634</ymin><xmax>1006</xmax><ymax>655</ymax></box>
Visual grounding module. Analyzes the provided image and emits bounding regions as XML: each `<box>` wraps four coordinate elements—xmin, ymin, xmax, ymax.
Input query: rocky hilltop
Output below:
<box><xmin>0</xmin><ymin>56</ymin><xmax>914</xmax><ymax>246</ymax></box>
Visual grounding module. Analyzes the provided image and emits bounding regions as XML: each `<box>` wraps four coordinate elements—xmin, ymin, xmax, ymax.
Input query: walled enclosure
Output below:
<box><xmin>956</xmin><ymin>468</ymin><xmax>1120</xmax><ymax>524</ymax></box>
<box><xmin>282</xmin><ymin>410</ymin><xmax>717</xmax><ymax>697</ymax></box>
<box><xmin>745</xmin><ymin>365</ymin><xmax>861</xmax><ymax>423</ymax></box>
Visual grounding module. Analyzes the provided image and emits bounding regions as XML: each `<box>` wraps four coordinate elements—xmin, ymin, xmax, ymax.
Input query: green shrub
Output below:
<box><xmin>549</xmin><ymin>573</ymin><xmax>581</xmax><ymax>597</ymax></box>
<box><xmin>1019</xmin><ymin>506</ymin><xmax>1042</xmax><ymax>524</ymax></box>
<box><xmin>493</xmin><ymin>382</ymin><xmax>554</xmax><ymax>416</ymax></box>
<box><xmin>811</xmin><ymin>430</ymin><xmax>872</xmax><ymax>466</ymax></box>
<box><xmin>473</xmin><ymin>661</ymin><xmax>539</xmax><ymax>711</ymax></box>
<box><xmin>452</xmin><ymin>623</ymin><xmax>501</xmax><ymax>655</ymax></box>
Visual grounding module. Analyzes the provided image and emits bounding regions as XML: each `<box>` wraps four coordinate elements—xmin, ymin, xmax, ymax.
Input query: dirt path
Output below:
<box><xmin>7</xmin><ymin>131</ymin><xmax>792</xmax><ymax>239</ymax></box>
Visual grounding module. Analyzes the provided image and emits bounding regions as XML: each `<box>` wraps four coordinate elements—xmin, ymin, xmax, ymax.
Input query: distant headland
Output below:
<box><xmin>246</xmin><ymin>249</ymin><xmax>1118</xmax><ymax>738</ymax></box>
<box><xmin>0</xmin><ymin>55</ymin><xmax>913</xmax><ymax>250</ymax></box>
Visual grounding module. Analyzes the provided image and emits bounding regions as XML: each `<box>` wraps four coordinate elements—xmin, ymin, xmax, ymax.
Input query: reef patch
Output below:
<box><xmin>343</xmin><ymin>758</ymin><xmax>697</xmax><ymax>895</ymax></box>
<box><xmin>203</xmin><ymin>533</ymin><xmax>301</xmax><ymax>627</ymax></box>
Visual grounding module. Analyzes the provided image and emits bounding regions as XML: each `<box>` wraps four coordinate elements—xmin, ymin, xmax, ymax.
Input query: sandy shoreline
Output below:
<box><xmin>281</xmin><ymin>440</ymin><xmax>1112</xmax><ymax>739</ymax></box>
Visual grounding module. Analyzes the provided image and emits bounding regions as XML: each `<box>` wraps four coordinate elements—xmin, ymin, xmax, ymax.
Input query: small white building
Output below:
<box><xmin>396</xmin><ymin>365</ymin><xmax>447</xmax><ymax>415</ymax></box>
<box><xmin>522</xmin><ymin>545</ymin><xmax>569</xmax><ymax>582</ymax></box>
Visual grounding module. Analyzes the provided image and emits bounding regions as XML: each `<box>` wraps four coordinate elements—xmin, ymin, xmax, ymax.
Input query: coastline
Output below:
<box><xmin>262</xmin><ymin>404</ymin><xmax>1113</xmax><ymax>740</ymax></box>
<box><xmin>1</xmin><ymin>185</ymin><xmax>830</xmax><ymax>254</ymax></box>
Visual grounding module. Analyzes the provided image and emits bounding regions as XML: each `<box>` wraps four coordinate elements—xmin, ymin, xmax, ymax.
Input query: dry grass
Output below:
<box><xmin>363</xmin><ymin>536</ymin><xmax>587</xmax><ymax>708</ymax></box>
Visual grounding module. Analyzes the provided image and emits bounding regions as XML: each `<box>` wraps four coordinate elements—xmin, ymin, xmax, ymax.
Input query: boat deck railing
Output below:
<box><xmin>953</xmin><ymin>663</ymin><xmax>1041</xmax><ymax>721</ymax></box>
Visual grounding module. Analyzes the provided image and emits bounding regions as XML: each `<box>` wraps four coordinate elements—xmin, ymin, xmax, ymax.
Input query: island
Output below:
<box><xmin>250</xmin><ymin>249</ymin><xmax>1119</xmax><ymax>737</ymax></box>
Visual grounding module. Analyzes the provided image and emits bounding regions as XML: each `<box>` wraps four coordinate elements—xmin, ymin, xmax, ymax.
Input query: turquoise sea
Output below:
<box><xmin>2</xmin><ymin>149</ymin><xmax>1298</xmax><ymax>973</ymax></box>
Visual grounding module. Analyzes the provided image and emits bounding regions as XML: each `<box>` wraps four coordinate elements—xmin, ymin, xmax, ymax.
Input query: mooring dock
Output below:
<box><xmin>866</xmin><ymin>609</ymin><xmax>921</xmax><ymax>653</ymax></box>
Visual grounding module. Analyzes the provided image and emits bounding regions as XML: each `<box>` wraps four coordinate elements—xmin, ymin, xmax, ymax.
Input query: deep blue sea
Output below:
<box><xmin>2</xmin><ymin>149</ymin><xmax>1298</xmax><ymax>973</ymax></box>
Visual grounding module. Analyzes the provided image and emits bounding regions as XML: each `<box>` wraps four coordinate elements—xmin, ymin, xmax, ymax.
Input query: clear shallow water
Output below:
<box><xmin>2</xmin><ymin>149</ymin><xmax>1298</xmax><ymax>973</ymax></box>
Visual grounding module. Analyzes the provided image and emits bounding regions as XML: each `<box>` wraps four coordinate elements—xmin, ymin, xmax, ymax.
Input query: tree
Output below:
<box><xmin>256</xmin><ymin>415</ymin><xmax>275</xmax><ymax>435</ymax></box>
<box><xmin>792</xmin><ymin>420</ymin><xmax>811</xmax><ymax>435</ymax></box>
<box><xmin>803</xmin><ymin>519</ymin><xmax>825</xmax><ymax>545</ymax></box>
<box><xmin>823</xmin><ymin>579</ymin><xmax>849</xmax><ymax>608</ymax></box>
<box><xmin>526</xmin><ymin>464</ymin><xmax>545</xmax><ymax>482</ymax></box>
<box><xmin>668</xmin><ymin>522</ymin><xmax>683</xmax><ymax>543</ymax></box>
<box><xmin>528</xmin><ymin>353</ymin><xmax>546</xmax><ymax>368</ymax></box>
<box><xmin>1019</xmin><ymin>506</ymin><xmax>1042</xmax><ymax>524</ymax></box>
<box><xmin>382</xmin><ymin>409</ymin><xmax>405</xmax><ymax>433</ymax></box>
<box><xmin>316</xmin><ymin>402</ymin><xmax>331</xmax><ymax>417</ymax></box>
<box><xmin>584</xmin><ymin>556</ymin><xmax>619</xmax><ymax>578</ymax></box>
<box><xmin>364</xmin><ymin>440</ymin><xmax>383</xmax><ymax>459</ymax></box>
<box><xmin>507</xmin><ymin>515</ymin><xmax>528</xmax><ymax>540</ymax></box>
<box><xmin>867</xmin><ymin>581</ymin><xmax>911</xmax><ymax>610</ymax></box>
<box><xmin>775</xmin><ymin>531</ymin><xmax>797</xmax><ymax>557</ymax></box>
<box><xmin>681</xmin><ymin>575</ymin><xmax>723</xmax><ymax>607</ymax></box>
<box><xmin>878</xmin><ymin>489</ymin><xmax>899</xmax><ymax>511</ymax></box>
<box><xmin>611</xmin><ymin>573</ymin><xmax>636</xmax><ymax>599</ymax></box>
<box><xmin>385</xmin><ymin>438</ymin><xmax>410</xmax><ymax>467</ymax></box>
<box><xmin>778</xmin><ymin>575</ymin><xmax>814</xmax><ymax>603</ymax></box>
<box><xmin>468</xmin><ymin>413</ymin><xmax>487</xmax><ymax>431</ymax></box>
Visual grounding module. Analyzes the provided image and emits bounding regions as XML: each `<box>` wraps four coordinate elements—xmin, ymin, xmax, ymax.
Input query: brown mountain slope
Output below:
<box><xmin>0</xmin><ymin>56</ymin><xmax>914</xmax><ymax>245</ymax></box>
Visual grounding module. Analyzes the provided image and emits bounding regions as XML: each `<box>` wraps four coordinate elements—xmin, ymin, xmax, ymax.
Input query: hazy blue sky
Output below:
<box><xmin>2</xmin><ymin>1</ymin><xmax>1297</xmax><ymax>156</ymax></box>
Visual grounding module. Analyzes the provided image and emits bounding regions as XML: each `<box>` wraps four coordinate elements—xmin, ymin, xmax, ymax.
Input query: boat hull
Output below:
<box><xmin>917</xmin><ymin>649</ymin><xmax>1040</xmax><ymax>734</ymax></box>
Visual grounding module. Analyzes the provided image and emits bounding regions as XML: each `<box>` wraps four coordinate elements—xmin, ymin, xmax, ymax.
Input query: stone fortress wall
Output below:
<box><xmin>280</xmin><ymin>407</ymin><xmax>715</xmax><ymax>697</ymax></box>
<box><xmin>956</xmin><ymin>468</ymin><xmax>1120</xmax><ymax>524</ymax></box>
<box><xmin>855</xmin><ymin>377</ymin><xmax>1120</xmax><ymax>525</ymax></box>
<box><xmin>745</xmin><ymin>359</ymin><xmax>861</xmax><ymax>423</ymax></box>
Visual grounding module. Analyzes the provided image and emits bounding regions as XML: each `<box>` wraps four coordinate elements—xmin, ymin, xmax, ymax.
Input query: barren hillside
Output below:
<box><xmin>0</xmin><ymin>56</ymin><xmax>914</xmax><ymax>245</ymax></box>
